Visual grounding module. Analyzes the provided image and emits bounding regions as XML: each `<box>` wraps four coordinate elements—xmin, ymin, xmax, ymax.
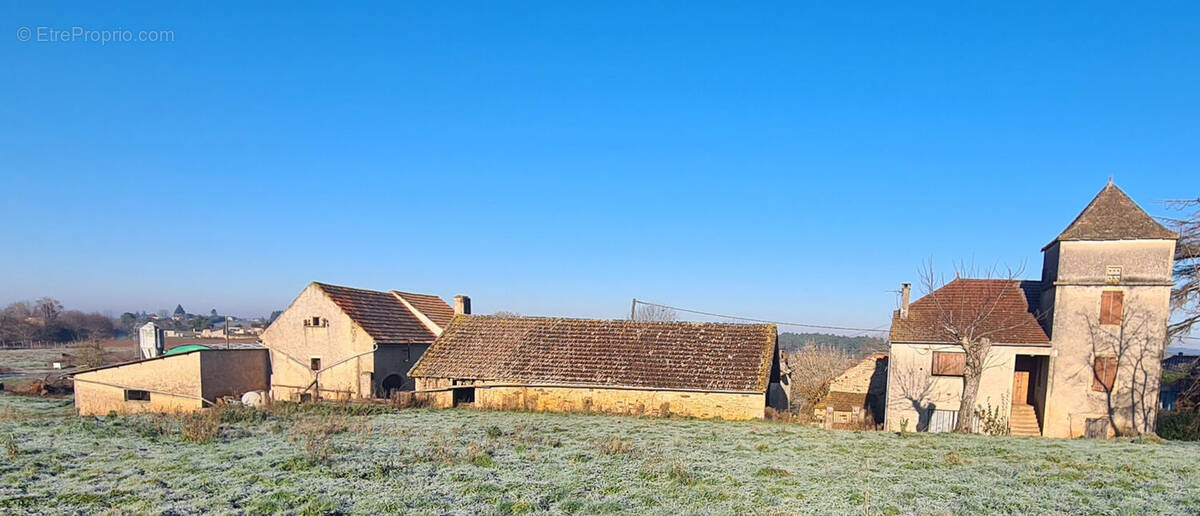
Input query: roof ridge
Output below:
<box><xmin>451</xmin><ymin>314</ymin><xmax>773</xmax><ymax>327</ymax></box>
<box><xmin>313</xmin><ymin>281</ymin><xmax>393</xmax><ymax>295</ymax></box>
<box><xmin>1044</xmin><ymin>182</ymin><xmax>1177</xmax><ymax>249</ymax></box>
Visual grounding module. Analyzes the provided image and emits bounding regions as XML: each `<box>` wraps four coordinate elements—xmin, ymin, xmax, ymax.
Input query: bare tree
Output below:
<box><xmin>1164</xmin><ymin>198</ymin><xmax>1200</xmax><ymax>339</ymax></box>
<box><xmin>786</xmin><ymin>344</ymin><xmax>853</xmax><ymax>416</ymax></box>
<box><xmin>908</xmin><ymin>261</ymin><xmax>1033</xmax><ymax>433</ymax></box>
<box><xmin>33</xmin><ymin>297</ymin><xmax>62</xmax><ymax>323</ymax></box>
<box><xmin>633</xmin><ymin>303</ymin><xmax>677</xmax><ymax>322</ymax></box>
<box><xmin>1082</xmin><ymin>307</ymin><xmax>1160</xmax><ymax>436</ymax></box>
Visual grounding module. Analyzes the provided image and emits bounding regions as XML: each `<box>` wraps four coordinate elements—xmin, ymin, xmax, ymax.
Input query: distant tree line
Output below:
<box><xmin>0</xmin><ymin>297</ymin><xmax>114</xmax><ymax>345</ymax></box>
<box><xmin>778</xmin><ymin>332</ymin><xmax>887</xmax><ymax>357</ymax></box>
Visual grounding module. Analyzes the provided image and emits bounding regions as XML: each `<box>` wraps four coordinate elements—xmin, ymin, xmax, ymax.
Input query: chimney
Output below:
<box><xmin>454</xmin><ymin>295</ymin><xmax>471</xmax><ymax>315</ymax></box>
<box><xmin>900</xmin><ymin>283</ymin><xmax>911</xmax><ymax>319</ymax></box>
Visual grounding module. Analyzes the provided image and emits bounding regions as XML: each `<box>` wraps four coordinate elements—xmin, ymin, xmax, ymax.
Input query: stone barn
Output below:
<box><xmin>72</xmin><ymin>348</ymin><xmax>270</xmax><ymax>416</ymax></box>
<box><xmin>261</xmin><ymin>282</ymin><xmax>463</xmax><ymax>401</ymax></box>
<box><xmin>814</xmin><ymin>353</ymin><xmax>888</xmax><ymax>428</ymax></box>
<box><xmin>408</xmin><ymin>316</ymin><xmax>785</xmax><ymax>420</ymax></box>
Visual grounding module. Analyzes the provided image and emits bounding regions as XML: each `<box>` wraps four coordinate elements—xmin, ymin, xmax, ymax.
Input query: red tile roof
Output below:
<box><xmin>314</xmin><ymin>283</ymin><xmax>450</xmax><ymax>345</ymax></box>
<box><xmin>409</xmin><ymin>316</ymin><xmax>778</xmax><ymax>392</ymax></box>
<box><xmin>889</xmin><ymin>279</ymin><xmax>1050</xmax><ymax>345</ymax></box>
<box><xmin>1046</xmin><ymin>182</ymin><xmax>1178</xmax><ymax>249</ymax></box>
<box><xmin>393</xmin><ymin>291</ymin><xmax>455</xmax><ymax>329</ymax></box>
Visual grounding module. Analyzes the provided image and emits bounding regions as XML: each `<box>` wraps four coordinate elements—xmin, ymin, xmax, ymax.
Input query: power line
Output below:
<box><xmin>632</xmin><ymin>299</ymin><xmax>890</xmax><ymax>334</ymax></box>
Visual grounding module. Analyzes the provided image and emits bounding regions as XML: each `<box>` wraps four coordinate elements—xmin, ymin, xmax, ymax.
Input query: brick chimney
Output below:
<box><xmin>454</xmin><ymin>295</ymin><xmax>471</xmax><ymax>315</ymax></box>
<box><xmin>900</xmin><ymin>283</ymin><xmax>911</xmax><ymax>319</ymax></box>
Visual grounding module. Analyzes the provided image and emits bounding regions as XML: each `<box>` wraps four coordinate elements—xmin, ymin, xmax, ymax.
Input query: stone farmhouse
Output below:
<box><xmin>260</xmin><ymin>282</ymin><xmax>465</xmax><ymax>401</ymax></box>
<box><xmin>408</xmin><ymin>315</ymin><xmax>787</xmax><ymax>420</ymax></box>
<box><xmin>885</xmin><ymin>182</ymin><xmax>1177</xmax><ymax>437</ymax></box>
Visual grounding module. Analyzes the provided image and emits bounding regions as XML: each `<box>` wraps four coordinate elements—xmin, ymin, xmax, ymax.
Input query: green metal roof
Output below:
<box><xmin>163</xmin><ymin>344</ymin><xmax>211</xmax><ymax>356</ymax></box>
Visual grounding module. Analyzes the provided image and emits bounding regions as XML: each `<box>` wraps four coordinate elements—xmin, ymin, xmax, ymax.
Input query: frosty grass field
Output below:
<box><xmin>1</xmin><ymin>395</ymin><xmax>1198</xmax><ymax>515</ymax></box>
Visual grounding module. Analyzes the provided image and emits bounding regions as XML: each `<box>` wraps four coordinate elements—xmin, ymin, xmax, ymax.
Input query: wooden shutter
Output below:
<box><xmin>1100</xmin><ymin>291</ymin><xmax>1123</xmax><ymax>326</ymax></box>
<box><xmin>932</xmin><ymin>351</ymin><xmax>966</xmax><ymax>376</ymax></box>
<box><xmin>1092</xmin><ymin>356</ymin><xmax>1117</xmax><ymax>392</ymax></box>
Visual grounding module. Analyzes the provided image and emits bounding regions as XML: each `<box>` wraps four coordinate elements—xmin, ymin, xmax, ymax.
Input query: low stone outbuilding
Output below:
<box><xmin>814</xmin><ymin>353</ymin><xmax>888</xmax><ymax>427</ymax></box>
<box><xmin>72</xmin><ymin>349</ymin><xmax>270</xmax><ymax>416</ymax></box>
<box><xmin>408</xmin><ymin>316</ymin><xmax>785</xmax><ymax>420</ymax></box>
<box><xmin>261</xmin><ymin>282</ymin><xmax>461</xmax><ymax>402</ymax></box>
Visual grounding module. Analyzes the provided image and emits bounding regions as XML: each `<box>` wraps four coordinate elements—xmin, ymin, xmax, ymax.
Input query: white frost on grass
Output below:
<box><xmin>0</xmin><ymin>395</ymin><xmax>1198</xmax><ymax>515</ymax></box>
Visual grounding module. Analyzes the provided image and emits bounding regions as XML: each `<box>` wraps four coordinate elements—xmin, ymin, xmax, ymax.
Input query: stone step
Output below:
<box><xmin>1009</xmin><ymin>404</ymin><xmax>1041</xmax><ymax>436</ymax></box>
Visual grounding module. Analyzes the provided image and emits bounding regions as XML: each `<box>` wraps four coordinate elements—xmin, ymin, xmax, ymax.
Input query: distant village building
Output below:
<box><xmin>814</xmin><ymin>353</ymin><xmax>888</xmax><ymax>428</ymax></box>
<box><xmin>409</xmin><ymin>316</ymin><xmax>786</xmax><ymax>420</ymax></box>
<box><xmin>260</xmin><ymin>282</ymin><xmax>458</xmax><ymax>401</ymax></box>
<box><xmin>72</xmin><ymin>348</ymin><xmax>269</xmax><ymax>416</ymax></box>
<box><xmin>886</xmin><ymin>183</ymin><xmax>1177</xmax><ymax>437</ymax></box>
<box><xmin>138</xmin><ymin>321</ymin><xmax>165</xmax><ymax>359</ymax></box>
<box><xmin>172</xmin><ymin>304</ymin><xmax>186</xmax><ymax>321</ymax></box>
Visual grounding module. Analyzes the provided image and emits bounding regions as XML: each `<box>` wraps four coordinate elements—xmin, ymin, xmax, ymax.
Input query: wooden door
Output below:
<box><xmin>1012</xmin><ymin>371</ymin><xmax>1030</xmax><ymax>405</ymax></box>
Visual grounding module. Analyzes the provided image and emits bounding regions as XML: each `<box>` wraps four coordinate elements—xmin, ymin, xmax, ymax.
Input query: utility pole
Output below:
<box><xmin>225</xmin><ymin>316</ymin><xmax>231</xmax><ymax>349</ymax></box>
<box><xmin>630</xmin><ymin>298</ymin><xmax>637</xmax><ymax>321</ymax></box>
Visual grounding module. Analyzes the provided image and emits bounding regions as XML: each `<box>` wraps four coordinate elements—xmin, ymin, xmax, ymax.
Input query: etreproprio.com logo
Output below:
<box><xmin>17</xmin><ymin>26</ymin><xmax>174</xmax><ymax>45</ymax></box>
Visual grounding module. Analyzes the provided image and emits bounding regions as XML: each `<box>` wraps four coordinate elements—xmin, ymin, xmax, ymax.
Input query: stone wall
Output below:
<box><xmin>412</xmin><ymin>381</ymin><xmax>763</xmax><ymax>420</ymax></box>
<box><xmin>74</xmin><ymin>353</ymin><xmax>204</xmax><ymax>416</ymax></box>
<box><xmin>260</xmin><ymin>284</ymin><xmax>377</xmax><ymax>401</ymax></box>
<box><xmin>199</xmin><ymin>349</ymin><xmax>271</xmax><ymax>403</ymax></box>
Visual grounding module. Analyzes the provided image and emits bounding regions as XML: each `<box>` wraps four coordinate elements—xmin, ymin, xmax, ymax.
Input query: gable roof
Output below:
<box><xmin>392</xmin><ymin>291</ymin><xmax>455</xmax><ymax>329</ymax></box>
<box><xmin>313</xmin><ymin>282</ymin><xmax>451</xmax><ymax>345</ymax></box>
<box><xmin>890</xmin><ymin>279</ymin><xmax>1050</xmax><ymax>345</ymax></box>
<box><xmin>409</xmin><ymin>316</ymin><xmax>778</xmax><ymax>393</ymax></box>
<box><xmin>1045</xmin><ymin>182</ymin><xmax>1178</xmax><ymax>249</ymax></box>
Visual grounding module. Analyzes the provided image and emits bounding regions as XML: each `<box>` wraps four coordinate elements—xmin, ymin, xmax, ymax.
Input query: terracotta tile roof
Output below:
<box><xmin>409</xmin><ymin>316</ymin><xmax>778</xmax><ymax>392</ymax></box>
<box><xmin>393</xmin><ymin>291</ymin><xmax>455</xmax><ymax>329</ymax></box>
<box><xmin>1046</xmin><ymin>183</ymin><xmax>1178</xmax><ymax>249</ymax></box>
<box><xmin>314</xmin><ymin>283</ymin><xmax>446</xmax><ymax>345</ymax></box>
<box><xmin>889</xmin><ymin>279</ymin><xmax>1050</xmax><ymax>345</ymax></box>
<box><xmin>815</xmin><ymin>391</ymin><xmax>868</xmax><ymax>412</ymax></box>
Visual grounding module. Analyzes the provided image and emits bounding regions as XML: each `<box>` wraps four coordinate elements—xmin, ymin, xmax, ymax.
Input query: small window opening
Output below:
<box><xmin>125</xmin><ymin>389</ymin><xmax>151</xmax><ymax>402</ymax></box>
<box><xmin>1106</xmin><ymin>266</ymin><xmax>1122</xmax><ymax>284</ymax></box>
<box><xmin>306</xmin><ymin>316</ymin><xmax>324</xmax><ymax>327</ymax></box>
<box><xmin>310</xmin><ymin>357</ymin><xmax>322</xmax><ymax>371</ymax></box>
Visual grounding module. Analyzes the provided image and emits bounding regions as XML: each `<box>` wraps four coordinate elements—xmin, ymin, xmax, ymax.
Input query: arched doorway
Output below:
<box><xmin>381</xmin><ymin>374</ymin><xmax>406</xmax><ymax>398</ymax></box>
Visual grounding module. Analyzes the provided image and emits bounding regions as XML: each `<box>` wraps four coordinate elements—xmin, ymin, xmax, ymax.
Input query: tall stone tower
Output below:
<box><xmin>1040</xmin><ymin>182</ymin><xmax>1177</xmax><ymax>436</ymax></box>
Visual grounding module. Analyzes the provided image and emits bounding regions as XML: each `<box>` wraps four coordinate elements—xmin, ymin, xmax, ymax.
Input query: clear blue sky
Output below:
<box><xmin>2</xmin><ymin>2</ymin><xmax>1197</xmax><ymax>333</ymax></box>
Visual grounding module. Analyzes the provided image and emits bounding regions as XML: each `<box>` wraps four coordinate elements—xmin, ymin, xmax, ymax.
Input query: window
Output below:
<box><xmin>1100</xmin><ymin>291</ymin><xmax>1124</xmax><ymax>325</ymax></box>
<box><xmin>1092</xmin><ymin>356</ymin><xmax>1117</xmax><ymax>392</ymax></box>
<box><xmin>310</xmin><ymin>357</ymin><xmax>322</xmax><ymax>371</ymax></box>
<box><xmin>1105</xmin><ymin>266</ymin><xmax>1122</xmax><ymax>284</ymax></box>
<box><xmin>124</xmin><ymin>389</ymin><xmax>150</xmax><ymax>402</ymax></box>
<box><xmin>305</xmin><ymin>316</ymin><xmax>324</xmax><ymax>327</ymax></box>
<box><xmin>931</xmin><ymin>351</ymin><xmax>966</xmax><ymax>376</ymax></box>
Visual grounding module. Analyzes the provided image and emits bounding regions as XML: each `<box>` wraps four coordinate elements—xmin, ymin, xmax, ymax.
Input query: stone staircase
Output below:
<box><xmin>1010</xmin><ymin>404</ymin><xmax>1041</xmax><ymax>436</ymax></box>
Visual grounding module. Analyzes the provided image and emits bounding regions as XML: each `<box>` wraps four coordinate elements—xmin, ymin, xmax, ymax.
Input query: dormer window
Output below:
<box><xmin>1106</xmin><ymin>266</ymin><xmax>1122</xmax><ymax>284</ymax></box>
<box><xmin>305</xmin><ymin>316</ymin><xmax>325</xmax><ymax>327</ymax></box>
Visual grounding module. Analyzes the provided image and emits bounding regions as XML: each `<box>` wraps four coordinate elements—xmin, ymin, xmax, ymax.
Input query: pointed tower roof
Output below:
<box><xmin>1044</xmin><ymin>182</ymin><xmax>1177</xmax><ymax>249</ymax></box>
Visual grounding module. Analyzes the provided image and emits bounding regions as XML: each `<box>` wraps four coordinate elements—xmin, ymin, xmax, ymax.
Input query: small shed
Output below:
<box><xmin>138</xmin><ymin>322</ymin><xmax>166</xmax><ymax>359</ymax></box>
<box><xmin>72</xmin><ymin>348</ymin><xmax>270</xmax><ymax>416</ymax></box>
<box><xmin>815</xmin><ymin>353</ymin><xmax>888</xmax><ymax>428</ymax></box>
